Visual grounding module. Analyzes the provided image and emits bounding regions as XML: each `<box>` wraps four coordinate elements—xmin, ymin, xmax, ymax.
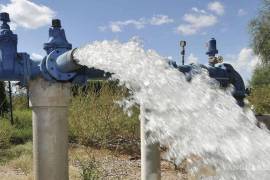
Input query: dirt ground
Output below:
<box><xmin>0</xmin><ymin>145</ymin><xmax>215</xmax><ymax>180</ymax></box>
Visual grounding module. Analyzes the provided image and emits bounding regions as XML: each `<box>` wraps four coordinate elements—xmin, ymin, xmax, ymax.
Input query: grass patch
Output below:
<box><xmin>11</xmin><ymin>110</ymin><xmax>32</xmax><ymax>144</ymax></box>
<box><xmin>69</xmin><ymin>81</ymin><xmax>140</xmax><ymax>154</ymax></box>
<box><xmin>0</xmin><ymin>119</ymin><xmax>13</xmax><ymax>149</ymax></box>
<box><xmin>0</xmin><ymin>142</ymin><xmax>32</xmax><ymax>165</ymax></box>
<box><xmin>77</xmin><ymin>156</ymin><xmax>101</xmax><ymax>180</ymax></box>
<box><xmin>69</xmin><ymin>145</ymin><xmax>103</xmax><ymax>180</ymax></box>
<box><xmin>8</xmin><ymin>153</ymin><xmax>32</xmax><ymax>175</ymax></box>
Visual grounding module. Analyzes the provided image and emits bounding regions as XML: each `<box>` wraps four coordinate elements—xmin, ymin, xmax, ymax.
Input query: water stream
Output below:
<box><xmin>74</xmin><ymin>40</ymin><xmax>270</xmax><ymax>179</ymax></box>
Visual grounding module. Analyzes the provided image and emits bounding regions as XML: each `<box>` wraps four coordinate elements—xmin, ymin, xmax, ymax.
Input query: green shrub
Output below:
<box><xmin>9</xmin><ymin>153</ymin><xmax>32</xmax><ymax>175</ymax></box>
<box><xmin>0</xmin><ymin>119</ymin><xmax>13</xmax><ymax>149</ymax></box>
<box><xmin>248</xmin><ymin>85</ymin><xmax>270</xmax><ymax>114</ymax></box>
<box><xmin>13</xmin><ymin>110</ymin><xmax>32</xmax><ymax>129</ymax></box>
<box><xmin>0</xmin><ymin>142</ymin><xmax>32</xmax><ymax>164</ymax></box>
<box><xmin>11</xmin><ymin>110</ymin><xmax>32</xmax><ymax>144</ymax></box>
<box><xmin>77</xmin><ymin>156</ymin><xmax>101</xmax><ymax>180</ymax></box>
<box><xmin>13</xmin><ymin>95</ymin><xmax>29</xmax><ymax>110</ymax></box>
<box><xmin>69</xmin><ymin>81</ymin><xmax>140</xmax><ymax>152</ymax></box>
<box><xmin>249</xmin><ymin>65</ymin><xmax>270</xmax><ymax>114</ymax></box>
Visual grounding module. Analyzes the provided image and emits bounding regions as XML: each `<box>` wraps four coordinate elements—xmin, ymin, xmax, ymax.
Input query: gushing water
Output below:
<box><xmin>75</xmin><ymin>40</ymin><xmax>270</xmax><ymax>179</ymax></box>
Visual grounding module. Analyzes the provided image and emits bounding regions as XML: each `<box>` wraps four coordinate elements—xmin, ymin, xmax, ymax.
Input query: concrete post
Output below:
<box><xmin>29</xmin><ymin>78</ymin><xmax>71</xmax><ymax>180</ymax></box>
<box><xmin>140</xmin><ymin>109</ymin><xmax>161</xmax><ymax>180</ymax></box>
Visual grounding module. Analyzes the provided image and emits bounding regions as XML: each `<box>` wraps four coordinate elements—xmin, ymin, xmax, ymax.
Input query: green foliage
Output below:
<box><xmin>0</xmin><ymin>81</ymin><xmax>8</xmax><ymax>116</ymax></box>
<box><xmin>249</xmin><ymin>0</ymin><xmax>270</xmax><ymax>114</ymax></box>
<box><xmin>247</xmin><ymin>59</ymin><xmax>270</xmax><ymax>115</ymax></box>
<box><xmin>250</xmin><ymin>65</ymin><xmax>270</xmax><ymax>87</ymax></box>
<box><xmin>248</xmin><ymin>65</ymin><xmax>270</xmax><ymax>114</ymax></box>
<box><xmin>0</xmin><ymin>142</ymin><xmax>32</xmax><ymax>164</ymax></box>
<box><xmin>69</xmin><ymin>81</ymin><xmax>140</xmax><ymax>152</ymax></box>
<box><xmin>9</xmin><ymin>153</ymin><xmax>32</xmax><ymax>175</ymax></box>
<box><xmin>77</xmin><ymin>156</ymin><xmax>101</xmax><ymax>180</ymax></box>
<box><xmin>13</xmin><ymin>95</ymin><xmax>29</xmax><ymax>110</ymax></box>
<box><xmin>11</xmin><ymin>110</ymin><xmax>32</xmax><ymax>144</ymax></box>
<box><xmin>248</xmin><ymin>85</ymin><xmax>270</xmax><ymax>114</ymax></box>
<box><xmin>0</xmin><ymin>119</ymin><xmax>13</xmax><ymax>149</ymax></box>
<box><xmin>0</xmin><ymin>109</ymin><xmax>32</xmax><ymax>147</ymax></box>
<box><xmin>249</xmin><ymin>0</ymin><xmax>270</xmax><ymax>65</ymax></box>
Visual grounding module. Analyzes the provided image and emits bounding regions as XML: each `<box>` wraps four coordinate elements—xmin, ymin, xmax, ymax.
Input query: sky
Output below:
<box><xmin>0</xmin><ymin>0</ymin><xmax>262</xmax><ymax>83</ymax></box>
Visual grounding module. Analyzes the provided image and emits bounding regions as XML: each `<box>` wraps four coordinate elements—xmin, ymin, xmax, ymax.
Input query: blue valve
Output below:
<box><xmin>0</xmin><ymin>12</ymin><xmax>105</xmax><ymax>85</ymax></box>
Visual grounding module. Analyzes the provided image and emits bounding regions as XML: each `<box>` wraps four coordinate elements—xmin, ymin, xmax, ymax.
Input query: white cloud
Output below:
<box><xmin>0</xmin><ymin>0</ymin><xmax>55</xmax><ymax>29</ymax></box>
<box><xmin>176</xmin><ymin>13</ymin><xmax>217</xmax><ymax>35</ymax></box>
<box><xmin>100</xmin><ymin>14</ymin><xmax>173</xmax><ymax>33</ymax></box>
<box><xmin>31</xmin><ymin>53</ymin><xmax>43</xmax><ymax>60</ymax></box>
<box><xmin>184</xmin><ymin>13</ymin><xmax>217</xmax><ymax>28</ymax></box>
<box><xmin>110</xmin><ymin>23</ymin><xmax>123</xmax><ymax>32</ymax></box>
<box><xmin>191</xmin><ymin>7</ymin><xmax>206</xmax><ymax>14</ymax></box>
<box><xmin>150</xmin><ymin>15</ymin><xmax>174</xmax><ymax>25</ymax></box>
<box><xmin>98</xmin><ymin>26</ymin><xmax>107</xmax><ymax>32</ymax></box>
<box><xmin>238</xmin><ymin>9</ymin><xmax>247</xmax><ymax>16</ymax></box>
<box><xmin>187</xmin><ymin>53</ymin><xmax>198</xmax><ymax>64</ymax></box>
<box><xmin>176</xmin><ymin>3</ymin><xmax>223</xmax><ymax>36</ymax></box>
<box><xmin>108</xmin><ymin>19</ymin><xmax>146</xmax><ymax>32</ymax></box>
<box><xmin>208</xmin><ymin>1</ymin><xmax>224</xmax><ymax>16</ymax></box>
<box><xmin>226</xmin><ymin>48</ymin><xmax>260</xmax><ymax>82</ymax></box>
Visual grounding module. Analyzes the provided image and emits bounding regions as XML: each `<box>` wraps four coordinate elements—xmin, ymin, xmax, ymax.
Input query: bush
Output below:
<box><xmin>13</xmin><ymin>95</ymin><xmax>29</xmax><ymax>110</ymax></box>
<box><xmin>248</xmin><ymin>85</ymin><xmax>270</xmax><ymax>114</ymax></box>
<box><xmin>0</xmin><ymin>119</ymin><xmax>13</xmax><ymax>149</ymax></box>
<box><xmin>11</xmin><ymin>110</ymin><xmax>32</xmax><ymax>144</ymax></box>
<box><xmin>0</xmin><ymin>141</ymin><xmax>32</xmax><ymax>164</ymax></box>
<box><xmin>69</xmin><ymin>81</ymin><xmax>140</xmax><ymax>153</ymax></box>
<box><xmin>77</xmin><ymin>156</ymin><xmax>101</xmax><ymax>180</ymax></box>
<box><xmin>248</xmin><ymin>65</ymin><xmax>270</xmax><ymax>114</ymax></box>
<box><xmin>250</xmin><ymin>65</ymin><xmax>270</xmax><ymax>87</ymax></box>
<box><xmin>9</xmin><ymin>153</ymin><xmax>32</xmax><ymax>175</ymax></box>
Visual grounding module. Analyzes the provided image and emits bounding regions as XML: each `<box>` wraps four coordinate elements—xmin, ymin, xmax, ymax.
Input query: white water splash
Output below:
<box><xmin>74</xmin><ymin>40</ymin><xmax>270</xmax><ymax>179</ymax></box>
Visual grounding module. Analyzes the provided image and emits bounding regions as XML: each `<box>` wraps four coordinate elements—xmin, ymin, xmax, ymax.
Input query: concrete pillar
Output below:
<box><xmin>29</xmin><ymin>78</ymin><xmax>71</xmax><ymax>180</ymax></box>
<box><xmin>140</xmin><ymin>109</ymin><xmax>161</xmax><ymax>180</ymax></box>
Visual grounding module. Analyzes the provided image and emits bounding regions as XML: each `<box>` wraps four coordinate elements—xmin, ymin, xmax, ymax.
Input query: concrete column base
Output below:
<box><xmin>140</xmin><ymin>110</ymin><xmax>161</xmax><ymax>180</ymax></box>
<box><xmin>29</xmin><ymin>78</ymin><xmax>71</xmax><ymax>180</ymax></box>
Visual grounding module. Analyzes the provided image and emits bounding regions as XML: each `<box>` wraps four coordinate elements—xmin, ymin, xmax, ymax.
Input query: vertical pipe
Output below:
<box><xmin>8</xmin><ymin>81</ymin><xmax>14</xmax><ymax>125</ymax></box>
<box><xmin>29</xmin><ymin>78</ymin><xmax>71</xmax><ymax>180</ymax></box>
<box><xmin>181</xmin><ymin>47</ymin><xmax>185</xmax><ymax>65</ymax></box>
<box><xmin>26</xmin><ymin>86</ymin><xmax>30</xmax><ymax>109</ymax></box>
<box><xmin>140</xmin><ymin>107</ymin><xmax>161</xmax><ymax>180</ymax></box>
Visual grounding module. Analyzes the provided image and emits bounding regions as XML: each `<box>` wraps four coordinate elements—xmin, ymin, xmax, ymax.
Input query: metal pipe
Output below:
<box><xmin>56</xmin><ymin>48</ymin><xmax>82</xmax><ymax>73</ymax></box>
<box><xmin>140</xmin><ymin>107</ymin><xmax>161</xmax><ymax>180</ymax></box>
<box><xmin>29</xmin><ymin>78</ymin><xmax>70</xmax><ymax>180</ymax></box>
<box><xmin>8</xmin><ymin>81</ymin><xmax>13</xmax><ymax>125</ymax></box>
<box><xmin>55</xmin><ymin>49</ymin><xmax>110</xmax><ymax>80</ymax></box>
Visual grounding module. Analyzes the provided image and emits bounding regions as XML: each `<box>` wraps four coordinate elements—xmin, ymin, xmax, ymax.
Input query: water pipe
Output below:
<box><xmin>177</xmin><ymin>38</ymin><xmax>246</xmax><ymax>107</ymax></box>
<box><xmin>0</xmin><ymin>11</ymin><xmax>247</xmax><ymax>180</ymax></box>
<box><xmin>0</xmin><ymin>12</ymin><xmax>106</xmax><ymax>180</ymax></box>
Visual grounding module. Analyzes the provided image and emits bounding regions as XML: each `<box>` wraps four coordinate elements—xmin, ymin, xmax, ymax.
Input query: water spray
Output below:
<box><xmin>0</xmin><ymin>11</ymin><xmax>251</xmax><ymax>180</ymax></box>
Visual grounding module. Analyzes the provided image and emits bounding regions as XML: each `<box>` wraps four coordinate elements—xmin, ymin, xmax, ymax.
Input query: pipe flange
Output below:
<box><xmin>46</xmin><ymin>49</ymin><xmax>77</xmax><ymax>81</ymax></box>
<box><xmin>41</xmin><ymin>56</ymin><xmax>54</xmax><ymax>81</ymax></box>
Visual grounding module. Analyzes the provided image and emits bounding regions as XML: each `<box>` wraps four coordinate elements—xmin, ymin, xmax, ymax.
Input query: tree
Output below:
<box><xmin>248</xmin><ymin>65</ymin><xmax>270</xmax><ymax>114</ymax></box>
<box><xmin>248</xmin><ymin>0</ymin><xmax>270</xmax><ymax>114</ymax></box>
<box><xmin>249</xmin><ymin>0</ymin><xmax>270</xmax><ymax>65</ymax></box>
<box><xmin>0</xmin><ymin>81</ymin><xmax>8</xmax><ymax>116</ymax></box>
<box><xmin>250</xmin><ymin>65</ymin><xmax>270</xmax><ymax>87</ymax></box>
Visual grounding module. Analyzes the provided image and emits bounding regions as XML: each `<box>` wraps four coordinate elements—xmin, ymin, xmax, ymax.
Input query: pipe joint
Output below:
<box><xmin>41</xmin><ymin>48</ymin><xmax>78</xmax><ymax>82</ymax></box>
